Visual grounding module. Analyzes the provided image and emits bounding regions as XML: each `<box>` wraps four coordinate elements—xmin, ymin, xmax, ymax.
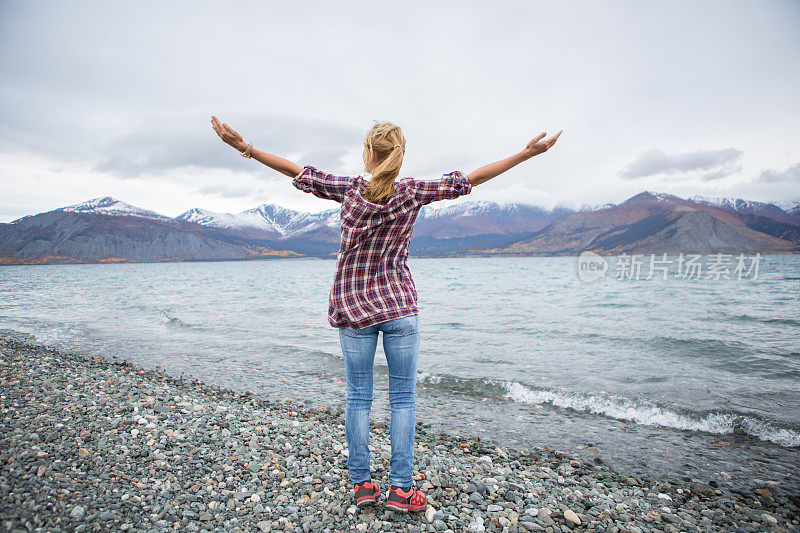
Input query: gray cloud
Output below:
<box><xmin>757</xmin><ymin>162</ymin><xmax>800</xmax><ymax>183</ymax></box>
<box><xmin>26</xmin><ymin>108</ymin><xmax>361</xmax><ymax>178</ymax></box>
<box><xmin>0</xmin><ymin>101</ymin><xmax>365</xmax><ymax>179</ymax></box>
<box><xmin>1</xmin><ymin>1</ymin><xmax>799</xmax><ymax>220</ymax></box>
<box><xmin>197</xmin><ymin>184</ymin><xmax>265</xmax><ymax>199</ymax></box>
<box><xmin>95</xmin><ymin>112</ymin><xmax>363</xmax><ymax>178</ymax></box>
<box><xmin>619</xmin><ymin>148</ymin><xmax>742</xmax><ymax>180</ymax></box>
<box><xmin>700</xmin><ymin>165</ymin><xmax>743</xmax><ymax>182</ymax></box>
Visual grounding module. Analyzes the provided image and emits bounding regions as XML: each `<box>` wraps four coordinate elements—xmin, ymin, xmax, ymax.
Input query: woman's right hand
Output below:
<box><xmin>466</xmin><ymin>130</ymin><xmax>563</xmax><ymax>186</ymax></box>
<box><xmin>520</xmin><ymin>130</ymin><xmax>563</xmax><ymax>160</ymax></box>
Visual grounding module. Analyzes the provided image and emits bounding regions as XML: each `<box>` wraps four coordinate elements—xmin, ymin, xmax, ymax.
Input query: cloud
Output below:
<box><xmin>756</xmin><ymin>162</ymin><xmax>800</xmax><ymax>183</ymax></box>
<box><xmin>0</xmin><ymin>99</ymin><xmax>364</xmax><ymax>180</ymax></box>
<box><xmin>619</xmin><ymin>148</ymin><xmax>742</xmax><ymax>181</ymax></box>
<box><xmin>197</xmin><ymin>184</ymin><xmax>265</xmax><ymax>199</ymax></box>
<box><xmin>92</xmin><ymin>111</ymin><xmax>364</xmax><ymax>179</ymax></box>
<box><xmin>2</xmin><ymin>1</ymin><xmax>799</xmax><ymax>219</ymax></box>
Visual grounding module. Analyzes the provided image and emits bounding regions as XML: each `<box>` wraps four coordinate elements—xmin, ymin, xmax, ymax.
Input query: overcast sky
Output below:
<box><xmin>1</xmin><ymin>0</ymin><xmax>799</xmax><ymax>222</ymax></box>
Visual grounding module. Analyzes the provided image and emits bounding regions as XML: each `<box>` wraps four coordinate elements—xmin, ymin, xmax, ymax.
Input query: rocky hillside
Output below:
<box><xmin>485</xmin><ymin>192</ymin><xmax>799</xmax><ymax>255</ymax></box>
<box><xmin>1</xmin><ymin>193</ymin><xmax>797</xmax><ymax>264</ymax></box>
<box><xmin>0</xmin><ymin>198</ymin><xmax>298</xmax><ymax>265</ymax></box>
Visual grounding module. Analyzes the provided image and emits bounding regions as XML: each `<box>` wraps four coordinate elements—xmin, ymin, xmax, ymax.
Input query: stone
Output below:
<box><xmin>468</xmin><ymin>517</ymin><xmax>486</xmax><ymax>533</ymax></box>
<box><xmin>564</xmin><ymin>508</ymin><xmax>581</xmax><ymax>525</ymax></box>
<box><xmin>761</xmin><ymin>513</ymin><xmax>777</xmax><ymax>525</ymax></box>
<box><xmin>425</xmin><ymin>506</ymin><xmax>436</xmax><ymax>523</ymax></box>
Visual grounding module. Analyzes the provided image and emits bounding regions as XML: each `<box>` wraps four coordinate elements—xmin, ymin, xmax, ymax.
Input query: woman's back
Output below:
<box><xmin>292</xmin><ymin>165</ymin><xmax>473</xmax><ymax>329</ymax></box>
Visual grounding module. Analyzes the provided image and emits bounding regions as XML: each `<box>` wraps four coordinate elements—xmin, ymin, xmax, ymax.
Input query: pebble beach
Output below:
<box><xmin>1</xmin><ymin>337</ymin><xmax>798</xmax><ymax>533</ymax></box>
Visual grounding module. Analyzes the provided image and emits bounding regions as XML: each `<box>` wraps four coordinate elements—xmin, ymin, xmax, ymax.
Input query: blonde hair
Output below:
<box><xmin>361</xmin><ymin>121</ymin><xmax>406</xmax><ymax>204</ymax></box>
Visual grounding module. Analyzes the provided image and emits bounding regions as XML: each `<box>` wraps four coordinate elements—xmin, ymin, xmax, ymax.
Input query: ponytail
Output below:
<box><xmin>362</xmin><ymin>122</ymin><xmax>406</xmax><ymax>204</ymax></box>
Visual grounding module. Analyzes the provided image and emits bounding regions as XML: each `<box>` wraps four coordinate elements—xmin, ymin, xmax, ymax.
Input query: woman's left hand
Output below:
<box><xmin>211</xmin><ymin>115</ymin><xmax>247</xmax><ymax>152</ymax></box>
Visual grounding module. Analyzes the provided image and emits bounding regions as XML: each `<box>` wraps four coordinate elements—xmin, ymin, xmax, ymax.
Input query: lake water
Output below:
<box><xmin>1</xmin><ymin>255</ymin><xmax>798</xmax><ymax>498</ymax></box>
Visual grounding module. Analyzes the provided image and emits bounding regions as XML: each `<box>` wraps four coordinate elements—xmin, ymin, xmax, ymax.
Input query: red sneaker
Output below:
<box><xmin>353</xmin><ymin>480</ymin><xmax>381</xmax><ymax>507</ymax></box>
<box><xmin>385</xmin><ymin>486</ymin><xmax>427</xmax><ymax>513</ymax></box>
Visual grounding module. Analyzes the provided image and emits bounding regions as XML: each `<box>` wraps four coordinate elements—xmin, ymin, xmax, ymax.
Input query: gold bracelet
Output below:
<box><xmin>240</xmin><ymin>143</ymin><xmax>253</xmax><ymax>158</ymax></box>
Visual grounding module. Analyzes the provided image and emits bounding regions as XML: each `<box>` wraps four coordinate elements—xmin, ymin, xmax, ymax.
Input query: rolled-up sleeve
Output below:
<box><xmin>292</xmin><ymin>165</ymin><xmax>355</xmax><ymax>203</ymax></box>
<box><xmin>410</xmin><ymin>171</ymin><xmax>473</xmax><ymax>205</ymax></box>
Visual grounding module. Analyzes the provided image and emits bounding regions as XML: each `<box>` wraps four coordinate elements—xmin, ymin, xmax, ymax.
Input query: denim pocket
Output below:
<box><xmin>340</xmin><ymin>327</ymin><xmax>361</xmax><ymax>338</ymax></box>
<box><xmin>340</xmin><ymin>323</ymin><xmax>378</xmax><ymax>338</ymax></box>
<box><xmin>385</xmin><ymin>315</ymin><xmax>419</xmax><ymax>336</ymax></box>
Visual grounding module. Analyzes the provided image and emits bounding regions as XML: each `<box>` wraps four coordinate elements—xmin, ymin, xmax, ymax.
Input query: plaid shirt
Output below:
<box><xmin>292</xmin><ymin>165</ymin><xmax>473</xmax><ymax>329</ymax></box>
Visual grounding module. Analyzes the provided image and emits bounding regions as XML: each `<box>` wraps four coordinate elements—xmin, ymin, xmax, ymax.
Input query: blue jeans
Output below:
<box><xmin>338</xmin><ymin>314</ymin><xmax>420</xmax><ymax>487</ymax></box>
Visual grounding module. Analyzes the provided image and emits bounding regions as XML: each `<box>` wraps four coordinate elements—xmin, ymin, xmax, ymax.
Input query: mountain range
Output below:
<box><xmin>1</xmin><ymin>193</ymin><xmax>798</xmax><ymax>265</ymax></box>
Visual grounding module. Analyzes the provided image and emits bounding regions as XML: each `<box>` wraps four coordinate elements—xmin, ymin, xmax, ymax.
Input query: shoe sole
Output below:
<box><xmin>385</xmin><ymin>502</ymin><xmax>425</xmax><ymax>513</ymax></box>
<box><xmin>356</xmin><ymin>497</ymin><xmax>376</xmax><ymax>507</ymax></box>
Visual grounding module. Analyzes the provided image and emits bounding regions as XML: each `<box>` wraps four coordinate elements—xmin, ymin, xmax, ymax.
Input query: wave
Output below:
<box><xmin>434</xmin><ymin>322</ymin><xmax>468</xmax><ymax>328</ymax></box>
<box><xmin>647</xmin><ymin>335</ymin><xmax>750</xmax><ymax>356</ymax></box>
<box><xmin>154</xmin><ymin>308</ymin><xmax>198</xmax><ymax>330</ymax></box>
<box><xmin>417</xmin><ymin>371</ymin><xmax>507</xmax><ymax>397</ymax></box>
<box><xmin>0</xmin><ymin>321</ymin><xmax>91</xmax><ymax>351</ymax></box>
<box><xmin>727</xmin><ymin>314</ymin><xmax>800</xmax><ymax>328</ymax></box>
<box><xmin>473</xmin><ymin>358</ymin><xmax>515</xmax><ymax>365</ymax></box>
<box><xmin>115</xmin><ymin>304</ymin><xmax>202</xmax><ymax>330</ymax></box>
<box><xmin>415</xmin><ymin>371</ymin><xmax>800</xmax><ymax>448</ymax></box>
<box><xmin>504</xmin><ymin>381</ymin><xmax>800</xmax><ymax>447</ymax></box>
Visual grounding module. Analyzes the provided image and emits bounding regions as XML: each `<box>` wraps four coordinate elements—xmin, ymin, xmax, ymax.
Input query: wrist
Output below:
<box><xmin>239</xmin><ymin>142</ymin><xmax>254</xmax><ymax>159</ymax></box>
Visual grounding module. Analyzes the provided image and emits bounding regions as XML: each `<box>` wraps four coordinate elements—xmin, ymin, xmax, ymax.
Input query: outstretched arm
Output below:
<box><xmin>466</xmin><ymin>130</ymin><xmax>563</xmax><ymax>186</ymax></box>
<box><xmin>211</xmin><ymin>116</ymin><xmax>303</xmax><ymax>178</ymax></box>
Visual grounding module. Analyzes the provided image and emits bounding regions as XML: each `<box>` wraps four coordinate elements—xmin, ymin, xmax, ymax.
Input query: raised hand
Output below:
<box><xmin>211</xmin><ymin>115</ymin><xmax>247</xmax><ymax>152</ymax></box>
<box><xmin>521</xmin><ymin>130</ymin><xmax>563</xmax><ymax>160</ymax></box>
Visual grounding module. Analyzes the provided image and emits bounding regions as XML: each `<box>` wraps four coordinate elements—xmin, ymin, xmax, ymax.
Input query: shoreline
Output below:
<box><xmin>1</xmin><ymin>337</ymin><xmax>797</xmax><ymax>532</ymax></box>
<box><xmin>2</xmin><ymin>251</ymin><xmax>798</xmax><ymax>267</ymax></box>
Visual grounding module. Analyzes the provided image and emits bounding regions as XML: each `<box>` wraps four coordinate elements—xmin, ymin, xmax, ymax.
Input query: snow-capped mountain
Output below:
<box><xmin>578</xmin><ymin>202</ymin><xmax>615</xmax><ymax>212</ymax></box>
<box><xmin>2</xmin><ymin>192</ymin><xmax>798</xmax><ymax>265</ymax></box>
<box><xmin>175</xmin><ymin>200</ymin><xmax>573</xmax><ymax>243</ymax></box>
<box><xmin>492</xmin><ymin>190</ymin><xmax>800</xmax><ymax>255</ymax></box>
<box><xmin>773</xmin><ymin>200</ymin><xmax>800</xmax><ymax>212</ymax></box>
<box><xmin>57</xmin><ymin>197</ymin><xmax>173</xmax><ymax>222</ymax></box>
<box><xmin>622</xmin><ymin>191</ymin><xmax>683</xmax><ymax>205</ymax></box>
<box><xmin>690</xmin><ymin>195</ymin><xmax>789</xmax><ymax>215</ymax></box>
<box><xmin>2</xmin><ymin>198</ymin><xmax>296</xmax><ymax>265</ymax></box>
<box><xmin>176</xmin><ymin>205</ymin><xmax>339</xmax><ymax>240</ymax></box>
<box><xmin>413</xmin><ymin>200</ymin><xmax>571</xmax><ymax>240</ymax></box>
<box><xmin>419</xmin><ymin>199</ymin><xmax>570</xmax><ymax>219</ymax></box>
<box><xmin>689</xmin><ymin>195</ymin><xmax>800</xmax><ymax>227</ymax></box>
<box><xmin>419</xmin><ymin>200</ymin><xmax>515</xmax><ymax>219</ymax></box>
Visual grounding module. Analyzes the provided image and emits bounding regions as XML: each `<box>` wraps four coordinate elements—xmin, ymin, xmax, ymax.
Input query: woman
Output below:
<box><xmin>211</xmin><ymin>116</ymin><xmax>562</xmax><ymax>513</ymax></box>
